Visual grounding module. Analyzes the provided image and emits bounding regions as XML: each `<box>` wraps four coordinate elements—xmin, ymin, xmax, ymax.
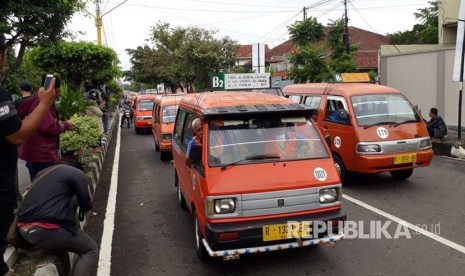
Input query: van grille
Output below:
<box><xmin>241</xmin><ymin>187</ymin><xmax>319</xmax><ymax>217</ymax></box>
<box><xmin>382</xmin><ymin>142</ymin><xmax>419</xmax><ymax>153</ymax></box>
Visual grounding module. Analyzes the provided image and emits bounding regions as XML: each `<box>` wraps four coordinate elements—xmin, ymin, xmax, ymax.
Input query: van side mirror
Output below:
<box><xmin>337</xmin><ymin>109</ymin><xmax>349</xmax><ymax>120</ymax></box>
<box><xmin>189</xmin><ymin>144</ymin><xmax>202</xmax><ymax>163</ymax></box>
<box><xmin>325</xmin><ymin>135</ymin><xmax>332</xmax><ymax>147</ymax></box>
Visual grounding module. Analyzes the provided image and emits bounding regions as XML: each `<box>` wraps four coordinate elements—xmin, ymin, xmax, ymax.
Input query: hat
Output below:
<box><xmin>19</xmin><ymin>81</ymin><xmax>32</xmax><ymax>92</ymax></box>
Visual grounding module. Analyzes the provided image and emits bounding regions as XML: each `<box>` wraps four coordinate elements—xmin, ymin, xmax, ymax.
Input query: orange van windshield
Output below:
<box><xmin>208</xmin><ymin>115</ymin><xmax>329</xmax><ymax>167</ymax></box>
<box><xmin>351</xmin><ymin>94</ymin><xmax>421</xmax><ymax>128</ymax></box>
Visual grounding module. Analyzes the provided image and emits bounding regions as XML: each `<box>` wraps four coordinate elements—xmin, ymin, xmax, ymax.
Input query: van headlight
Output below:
<box><xmin>420</xmin><ymin>138</ymin><xmax>431</xmax><ymax>149</ymax></box>
<box><xmin>137</xmin><ymin>116</ymin><xmax>144</xmax><ymax>121</ymax></box>
<box><xmin>214</xmin><ymin>198</ymin><xmax>236</xmax><ymax>214</ymax></box>
<box><xmin>357</xmin><ymin>144</ymin><xmax>381</xmax><ymax>153</ymax></box>
<box><xmin>319</xmin><ymin>188</ymin><xmax>340</xmax><ymax>204</ymax></box>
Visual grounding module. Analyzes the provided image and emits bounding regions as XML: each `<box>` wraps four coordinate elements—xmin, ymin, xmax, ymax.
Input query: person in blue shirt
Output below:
<box><xmin>328</xmin><ymin>101</ymin><xmax>349</xmax><ymax>123</ymax></box>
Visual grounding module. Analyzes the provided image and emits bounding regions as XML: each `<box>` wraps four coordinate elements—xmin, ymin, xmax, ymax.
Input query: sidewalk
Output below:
<box><xmin>431</xmin><ymin>129</ymin><xmax>465</xmax><ymax>159</ymax></box>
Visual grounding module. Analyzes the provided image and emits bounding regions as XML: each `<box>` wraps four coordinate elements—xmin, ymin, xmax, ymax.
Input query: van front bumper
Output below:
<box><xmin>160</xmin><ymin>141</ymin><xmax>172</xmax><ymax>152</ymax></box>
<box><xmin>203</xmin><ymin>210</ymin><xmax>346</xmax><ymax>258</ymax></box>
<box><xmin>355</xmin><ymin>149</ymin><xmax>433</xmax><ymax>174</ymax></box>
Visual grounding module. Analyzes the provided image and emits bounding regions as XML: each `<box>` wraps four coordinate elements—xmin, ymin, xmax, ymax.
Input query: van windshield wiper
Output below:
<box><xmin>363</xmin><ymin>121</ymin><xmax>397</xmax><ymax>129</ymax></box>
<box><xmin>221</xmin><ymin>154</ymin><xmax>281</xmax><ymax>170</ymax></box>
<box><xmin>393</xmin><ymin>119</ymin><xmax>420</xmax><ymax>127</ymax></box>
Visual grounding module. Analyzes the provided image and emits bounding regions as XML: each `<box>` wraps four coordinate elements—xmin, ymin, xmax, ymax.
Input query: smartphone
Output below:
<box><xmin>43</xmin><ymin>74</ymin><xmax>54</xmax><ymax>90</ymax></box>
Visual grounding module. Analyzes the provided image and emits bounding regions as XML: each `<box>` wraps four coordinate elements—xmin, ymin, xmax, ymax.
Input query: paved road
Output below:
<box><xmin>87</xmin><ymin>126</ymin><xmax>465</xmax><ymax>276</ymax></box>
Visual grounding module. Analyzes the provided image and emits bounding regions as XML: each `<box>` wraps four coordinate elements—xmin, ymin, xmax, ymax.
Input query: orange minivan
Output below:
<box><xmin>134</xmin><ymin>94</ymin><xmax>157</xmax><ymax>134</ymax></box>
<box><xmin>172</xmin><ymin>91</ymin><xmax>345</xmax><ymax>260</ymax></box>
<box><xmin>283</xmin><ymin>74</ymin><xmax>433</xmax><ymax>182</ymax></box>
<box><xmin>152</xmin><ymin>94</ymin><xmax>184</xmax><ymax>160</ymax></box>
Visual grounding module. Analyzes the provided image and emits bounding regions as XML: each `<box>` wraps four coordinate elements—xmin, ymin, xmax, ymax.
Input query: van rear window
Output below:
<box><xmin>208</xmin><ymin>115</ymin><xmax>329</xmax><ymax>167</ymax></box>
<box><xmin>138</xmin><ymin>100</ymin><xmax>154</xmax><ymax>111</ymax></box>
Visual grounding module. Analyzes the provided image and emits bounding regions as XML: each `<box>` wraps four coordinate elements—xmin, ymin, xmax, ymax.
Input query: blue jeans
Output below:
<box><xmin>0</xmin><ymin>188</ymin><xmax>17</xmax><ymax>275</ymax></box>
<box><xmin>102</xmin><ymin>113</ymin><xmax>108</xmax><ymax>133</ymax></box>
<box><xmin>20</xmin><ymin>226</ymin><xmax>98</xmax><ymax>276</ymax></box>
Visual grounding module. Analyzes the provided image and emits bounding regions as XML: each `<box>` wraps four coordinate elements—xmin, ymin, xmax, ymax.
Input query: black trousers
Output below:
<box><xmin>0</xmin><ymin>188</ymin><xmax>17</xmax><ymax>275</ymax></box>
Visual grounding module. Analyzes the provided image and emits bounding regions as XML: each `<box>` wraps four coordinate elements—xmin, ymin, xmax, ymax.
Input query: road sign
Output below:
<box><xmin>211</xmin><ymin>73</ymin><xmax>270</xmax><ymax>90</ymax></box>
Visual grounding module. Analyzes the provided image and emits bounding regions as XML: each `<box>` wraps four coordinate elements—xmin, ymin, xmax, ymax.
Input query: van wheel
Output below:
<box><xmin>154</xmin><ymin>141</ymin><xmax>160</xmax><ymax>152</ymax></box>
<box><xmin>194</xmin><ymin>211</ymin><xmax>208</xmax><ymax>260</ymax></box>
<box><xmin>160</xmin><ymin>150</ymin><xmax>169</xmax><ymax>161</ymax></box>
<box><xmin>176</xmin><ymin>177</ymin><xmax>187</xmax><ymax>209</ymax></box>
<box><xmin>135</xmin><ymin>127</ymin><xmax>141</xmax><ymax>134</ymax></box>
<box><xmin>390</xmin><ymin>169</ymin><xmax>413</xmax><ymax>180</ymax></box>
<box><xmin>333</xmin><ymin>155</ymin><xmax>347</xmax><ymax>183</ymax></box>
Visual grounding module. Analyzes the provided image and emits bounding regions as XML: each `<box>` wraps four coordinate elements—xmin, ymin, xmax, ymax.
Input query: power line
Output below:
<box><xmin>123</xmin><ymin>2</ymin><xmax>297</xmax><ymax>14</ymax></box>
<box><xmin>252</xmin><ymin>11</ymin><xmax>303</xmax><ymax>43</ymax></box>
<box><xmin>180</xmin><ymin>0</ymin><xmax>301</xmax><ymax>9</ymax></box>
<box><xmin>348</xmin><ymin>0</ymin><xmax>379</xmax><ymax>33</ymax></box>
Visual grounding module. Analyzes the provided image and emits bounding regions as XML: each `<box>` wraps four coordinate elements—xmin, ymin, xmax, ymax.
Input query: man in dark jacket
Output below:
<box><xmin>17</xmin><ymin>162</ymin><xmax>97</xmax><ymax>276</ymax></box>
<box><xmin>426</xmin><ymin>107</ymin><xmax>447</xmax><ymax>139</ymax></box>
<box><xmin>0</xmin><ymin>33</ymin><xmax>57</xmax><ymax>276</ymax></box>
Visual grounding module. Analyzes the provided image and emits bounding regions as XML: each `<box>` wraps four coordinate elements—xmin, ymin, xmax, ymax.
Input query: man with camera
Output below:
<box><xmin>0</xmin><ymin>33</ymin><xmax>57</xmax><ymax>276</ymax></box>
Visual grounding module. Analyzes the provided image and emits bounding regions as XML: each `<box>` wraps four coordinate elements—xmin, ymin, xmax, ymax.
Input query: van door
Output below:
<box><xmin>322</xmin><ymin>96</ymin><xmax>357</xmax><ymax>172</ymax></box>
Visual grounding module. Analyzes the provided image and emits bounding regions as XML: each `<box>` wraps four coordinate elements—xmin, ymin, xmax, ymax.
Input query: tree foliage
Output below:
<box><xmin>27</xmin><ymin>41</ymin><xmax>121</xmax><ymax>90</ymax></box>
<box><xmin>387</xmin><ymin>1</ymin><xmax>438</xmax><ymax>44</ymax></box>
<box><xmin>125</xmin><ymin>22</ymin><xmax>239</xmax><ymax>92</ymax></box>
<box><xmin>0</xmin><ymin>0</ymin><xmax>86</xmax><ymax>84</ymax></box>
<box><xmin>287</xmin><ymin>17</ymin><xmax>358</xmax><ymax>83</ymax></box>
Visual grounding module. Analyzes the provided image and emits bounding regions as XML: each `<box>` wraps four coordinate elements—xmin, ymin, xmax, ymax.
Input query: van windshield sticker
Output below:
<box><xmin>314</xmin><ymin>168</ymin><xmax>328</xmax><ymax>181</ymax></box>
<box><xmin>377</xmin><ymin>127</ymin><xmax>389</xmax><ymax>139</ymax></box>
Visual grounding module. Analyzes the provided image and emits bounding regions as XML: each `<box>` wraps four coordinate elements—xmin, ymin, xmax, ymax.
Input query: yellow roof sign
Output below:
<box><xmin>334</xmin><ymin>73</ymin><xmax>371</xmax><ymax>83</ymax></box>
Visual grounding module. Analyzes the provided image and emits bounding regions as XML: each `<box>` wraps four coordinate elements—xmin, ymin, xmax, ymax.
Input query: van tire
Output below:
<box><xmin>194</xmin><ymin>211</ymin><xmax>208</xmax><ymax>260</ymax></box>
<box><xmin>154</xmin><ymin>141</ymin><xmax>160</xmax><ymax>152</ymax></box>
<box><xmin>390</xmin><ymin>169</ymin><xmax>413</xmax><ymax>180</ymax></box>
<box><xmin>176</xmin><ymin>176</ymin><xmax>187</xmax><ymax>209</ymax></box>
<box><xmin>135</xmin><ymin>127</ymin><xmax>141</xmax><ymax>134</ymax></box>
<box><xmin>160</xmin><ymin>151</ymin><xmax>169</xmax><ymax>161</ymax></box>
<box><xmin>333</xmin><ymin>155</ymin><xmax>347</xmax><ymax>183</ymax></box>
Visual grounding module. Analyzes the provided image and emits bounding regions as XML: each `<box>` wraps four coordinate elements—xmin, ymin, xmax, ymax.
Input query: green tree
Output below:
<box><xmin>287</xmin><ymin>17</ymin><xmax>358</xmax><ymax>83</ymax></box>
<box><xmin>288</xmin><ymin>17</ymin><xmax>325</xmax><ymax>47</ymax></box>
<box><xmin>125</xmin><ymin>22</ymin><xmax>238</xmax><ymax>92</ymax></box>
<box><xmin>0</xmin><ymin>0</ymin><xmax>86</xmax><ymax>84</ymax></box>
<box><xmin>28</xmin><ymin>41</ymin><xmax>121</xmax><ymax>90</ymax></box>
<box><xmin>388</xmin><ymin>1</ymin><xmax>438</xmax><ymax>44</ymax></box>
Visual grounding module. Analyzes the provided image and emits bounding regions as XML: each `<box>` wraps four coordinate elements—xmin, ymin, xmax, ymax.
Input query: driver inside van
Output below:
<box><xmin>186</xmin><ymin>118</ymin><xmax>203</xmax><ymax>166</ymax></box>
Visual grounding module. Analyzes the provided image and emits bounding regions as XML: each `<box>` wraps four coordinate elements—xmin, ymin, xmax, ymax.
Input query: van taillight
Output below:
<box><xmin>219</xmin><ymin>232</ymin><xmax>239</xmax><ymax>241</ymax></box>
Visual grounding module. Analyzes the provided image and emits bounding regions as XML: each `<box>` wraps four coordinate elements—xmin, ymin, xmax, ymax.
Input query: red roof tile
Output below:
<box><xmin>268</xmin><ymin>26</ymin><xmax>388</xmax><ymax>70</ymax></box>
<box><xmin>235</xmin><ymin>44</ymin><xmax>271</xmax><ymax>59</ymax></box>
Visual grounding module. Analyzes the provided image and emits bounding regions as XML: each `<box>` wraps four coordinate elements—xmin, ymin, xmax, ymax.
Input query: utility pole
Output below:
<box><xmin>95</xmin><ymin>0</ymin><xmax>102</xmax><ymax>46</ymax></box>
<box><xmin>303</xmin><ymin>7</ymin><xmax>307</xmax><ymax>21</ymax></box>
<box><xmin>343</xmin><ymin>0</ymin><xmax>350</xmax><ymax>53</ymax></box>
<box><xmin>458</xmin><ymin>18</ymin><xmax>465</xmax><ymax>140</ymax></box>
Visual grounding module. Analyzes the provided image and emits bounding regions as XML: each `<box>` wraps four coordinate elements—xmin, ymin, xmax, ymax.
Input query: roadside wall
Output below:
<box><xmin>380</xmin><ymin>47</ymin><xmax>464</xmax><ymax>129</ymax></box>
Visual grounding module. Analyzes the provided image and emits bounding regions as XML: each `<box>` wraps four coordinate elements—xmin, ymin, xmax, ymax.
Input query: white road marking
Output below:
<box><xmin>97</xmin><ymin>117</ymin><xmax>122</xmax><ymax>276</ymax></box>
<box><xmin>343</xmin><ymin>194</ymin><xmax>465</xmax><ymax>254</ymax></box>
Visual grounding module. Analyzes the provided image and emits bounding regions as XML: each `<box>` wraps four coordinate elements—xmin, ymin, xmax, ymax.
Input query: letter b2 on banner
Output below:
<box><xmin>211</xmin><ymin>74</ymin><xmax>225</xmax><ymax>90</ymax></box>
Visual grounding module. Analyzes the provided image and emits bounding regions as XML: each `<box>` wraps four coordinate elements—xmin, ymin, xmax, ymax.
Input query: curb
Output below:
<box><xmin>7</xmin><ymin>110</ymin><xmax>119</xmax><ymax>276</ymax></box>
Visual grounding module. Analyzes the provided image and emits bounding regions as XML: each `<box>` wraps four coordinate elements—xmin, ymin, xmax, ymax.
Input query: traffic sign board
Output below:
<box><xmin>211</xmin><ymin>73</ymin><xmax>270</xmax><ymax>90</ymax></box>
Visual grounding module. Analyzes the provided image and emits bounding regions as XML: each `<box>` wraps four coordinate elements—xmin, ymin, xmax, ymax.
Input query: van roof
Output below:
<box><xmin>180</xmin><ymin>92</ymin><xmax>309</xmax><ymax>116</ymax></box>
<box><xmin>155</xmin><ymin>94</ymin><xmax>185</xmax><ymax>105</ymax></box>
<box><xmin>136</xmin><ymin>94</ymin><xmax>158</xmax><ymax>100</ymax></box>
<box><xmin>283</xmin><ymin>83</ymin><xmax>400</xmax><ymax>97</ymax></box>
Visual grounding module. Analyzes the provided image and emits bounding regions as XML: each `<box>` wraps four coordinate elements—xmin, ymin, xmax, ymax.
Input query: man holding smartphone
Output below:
<box><xmin>17</xmin><ymin>76</ymin><xmax>75</xmax><ymax>180</ymax></box>
<box><xmin>0</xmin><ymin>33</ymin><xmax>57</xmax><ymax>276</ymax></box>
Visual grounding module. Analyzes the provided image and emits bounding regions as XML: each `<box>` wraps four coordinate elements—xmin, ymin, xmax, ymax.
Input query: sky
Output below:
<box><xmin>69</xmin><ymin>0</ymin><xmax>433</xmax><ymax>70</ymax></box>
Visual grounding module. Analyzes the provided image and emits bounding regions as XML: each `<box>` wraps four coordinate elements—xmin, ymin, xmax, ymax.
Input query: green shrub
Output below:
<box><xmin>56</xmin><ymin>82</ymin><xmax>90</xmax><ymax>120</ymax></box>
<box><xmin>60</xmin><ymin>116</ymin><xmax>101</xmax><ymax>154</ymax></box>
